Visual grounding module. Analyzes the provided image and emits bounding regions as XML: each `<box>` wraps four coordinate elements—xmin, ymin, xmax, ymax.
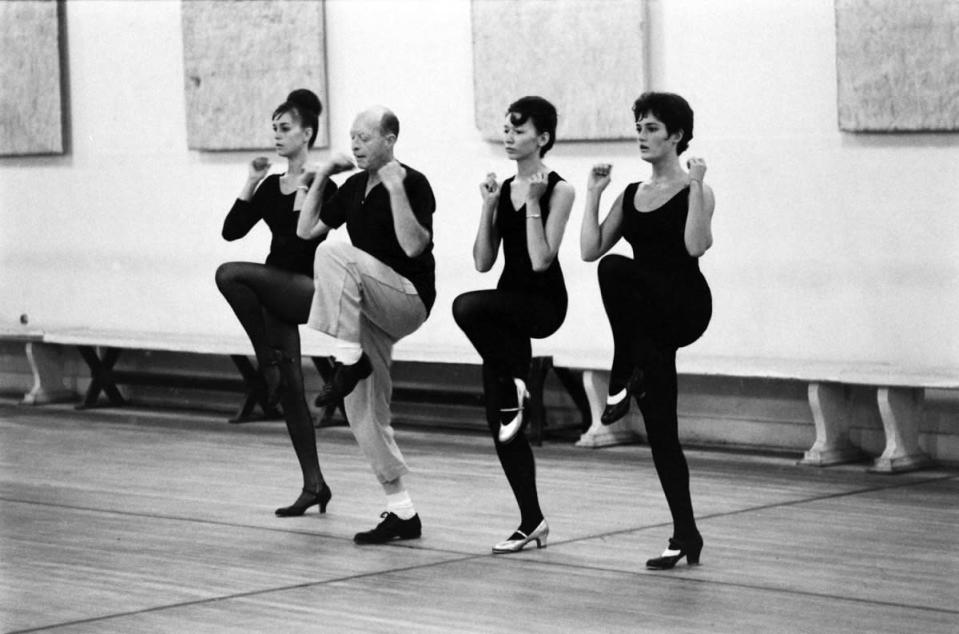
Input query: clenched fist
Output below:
<box><xmin>249</xmin><ymin>156</ymin><xmax>271</xmax><ymax>180</ymax></box>
<box><xmin>326</xmin><ymin>152</ymin><xmax>356</xmax><ymax>176</ymax></box>
<box><xmin>526</xmin><ymin>171</ymin><xmax>549</xmax><ymax>201</ymax></box>
<box><xmin>479</xmin><ymin>172</ymin><xmax>500</xmax><ymax>207</ymax></box>
<box><xmin>378</xmin><ymin>160</ymin><xmax>407</xmax><ymax>191</ymax></box>
<box><xmin>588</xmin><ymin>163</ymin><xmax>612</xmax><ymax>192</ymax></box>
<box><xmin>686</xmin><ymin>157</ymin><xmax>707</xmax><ymax>183</ymax></box>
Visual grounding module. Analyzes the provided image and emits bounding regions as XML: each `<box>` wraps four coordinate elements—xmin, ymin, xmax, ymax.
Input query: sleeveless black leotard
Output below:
<box><xmin>495</xmin><ymin>171</ymin><xmax>568</xmax><ymax>317</ymax></box>
<box><xmin>598</xmin><ymin>181</ymin><xmax>714</xmax><ymax>544</ymax></box>
<box><xmin>619</xmin><ymin>182</ymin><xmax>711</xmax><ymax>346</ymax></box>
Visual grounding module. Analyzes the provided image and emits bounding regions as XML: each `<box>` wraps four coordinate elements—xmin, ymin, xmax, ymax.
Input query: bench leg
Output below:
<box><xmin>551</xmin><ymin>366</ymin><xmax>592</xmax><ymax>433</ymax></box>
<box><xmin>870</xmin><ymin>387</ymin><xmax>931</xmax><ymax>473</ymax></box>
<box><xmin>526</xmin><ymin>356</ymin><xmax>552</xmax><ymax>446</ymax></box>
<box><xmin>75</xmin><ymin>346</ymin><xmax>126</xmax><ymax>409</ymax></box>
<box><xmin>575</xmin><ymin>369</ymin><xmax>642</xmax><ymax>448</ymax></box>
<box><xmin>228</xmin><ymin>355</ymin><xmax>283</xmax><ymax>423</ymax></box>
<box><xmin>21</xmin><ymin>342</ymin><xmax>75</xmax><ymax>405</ymax></box>
<box><xmin>800</xmin><ymin>382</ymin><xmax>863</xmax><ymax>466</ymax></box>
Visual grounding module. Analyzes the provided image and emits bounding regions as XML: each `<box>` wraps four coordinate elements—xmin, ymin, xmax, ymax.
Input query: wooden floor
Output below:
<box><xmin>1</xmin><ymin>400</ymin><xmax>957</xmax><ymax>633</ymax></box>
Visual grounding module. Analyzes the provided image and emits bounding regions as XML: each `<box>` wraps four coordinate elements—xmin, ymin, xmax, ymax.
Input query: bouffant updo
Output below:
<box><xmin>273</xmin><ymin>89</ymin><xmax>322</xmax><ymax>148</ymax></box>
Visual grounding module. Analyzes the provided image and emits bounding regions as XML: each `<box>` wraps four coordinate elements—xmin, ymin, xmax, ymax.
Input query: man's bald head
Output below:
<box><xmin>350</xmin><ymin>106</ymin><xmax>400</xmax><ymax>171</ymax></box>
<box><xmin>356</xmin><ymin>106</ymin><xmax>399</xmax><ymax>139</ymax></box>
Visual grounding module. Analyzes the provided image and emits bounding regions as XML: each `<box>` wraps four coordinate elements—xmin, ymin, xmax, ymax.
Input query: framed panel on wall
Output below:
<box><xmin>836</xmin><ymin>0</ymin><xmax>959</xmax><ymax>131</ymax></box>
<box><xmin>471</xmin><ymin>0</ymin><xmax>646</xmax><ymax>142</ymax></box>
<box><xmin>0</xmin><ymin>0</ymin><xmax>64</xmax><ymax>156</ymax></box>
<box><xmin>181</xmin><ymin>0</ymin><xmax>329</xmax><ymax>150</ymax></box>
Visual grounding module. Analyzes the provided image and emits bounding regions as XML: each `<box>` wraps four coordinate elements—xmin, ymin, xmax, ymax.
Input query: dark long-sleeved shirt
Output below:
<box><xmin>222</xmin><ymin>174</ymin><xmax>337</xmax><ymax>277</ymax></box>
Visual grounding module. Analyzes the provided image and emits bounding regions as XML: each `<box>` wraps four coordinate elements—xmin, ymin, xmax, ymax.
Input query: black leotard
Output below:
<box><xmin>621</xmin><ymin>183</ymin><xmax>701</xmax><ymax>274</ymax></box>
<box><xmin>495</xmin><ymin>171</ymin><xmax>568</xmax><ymax>315</ymax></box>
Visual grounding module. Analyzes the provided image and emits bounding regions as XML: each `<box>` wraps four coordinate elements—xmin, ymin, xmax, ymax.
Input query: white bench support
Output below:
<box><xmin>800</xmin><ymin>382</ymin><xmax>862</xmax><ymax>466</ymax></box>
<box><xmin>871</xmin><ymin>387</ymin><xmax>931</xmax><ymax>473</ymax></box>
<box><xmin>575</xmin><ymin>369</ymin><xmax>642</xmax><ymax>448</ymax></box>
<box><xmin>22</xmin><ymin>342</ymin><xmax>75</xmax><ymax>405</ymax></box>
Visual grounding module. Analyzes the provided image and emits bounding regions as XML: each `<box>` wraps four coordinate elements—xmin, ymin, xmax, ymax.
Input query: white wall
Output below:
<box><xmin>1</xmin><ymin>0</ymin><xmax>957</xmax><ymax>367</ymax></box>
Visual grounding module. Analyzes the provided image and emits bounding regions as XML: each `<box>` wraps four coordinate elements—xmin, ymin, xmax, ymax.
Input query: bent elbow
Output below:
<box><xmin>687</xmin><ymin>238</ymin><xmax>713</xmax><ymax>258</ymax></box>
<box><xmin>530</xmin><ymin>255</ymin><xmax>554</xmax><ymax>273</ymax></box>
<box><xmin>580</xmin><ymin>246</ymin><xmax>599</xmax><ymax>262</ymax></box>
<box><xmin>403</xmin><ymin>240</ymin><xmax>428</xmax><ymax>259</ymax></box>
<box><xmin>221</xmin><ymin>225</ymin><xmax>243</xmax><ymax>241</ymax></box>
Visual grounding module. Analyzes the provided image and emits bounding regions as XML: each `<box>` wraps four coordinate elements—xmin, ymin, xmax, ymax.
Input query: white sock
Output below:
<box><xmin>332</xmin><ymin>339</ymin><xmax>362</xmax><ymax>365</ymax></box>
<box><xmin>386</xmin><ymin>491</ymin><xmax>416</xmax><ymax>520</ymax></box>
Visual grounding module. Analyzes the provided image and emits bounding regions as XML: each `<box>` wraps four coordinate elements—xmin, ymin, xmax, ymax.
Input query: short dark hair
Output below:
<box><xmin>507</xmin><ymin>96</ymin><xmax>558</xmax><ymax>157</ymax></box>
<box><xmin>273</xmin><ymin>88</ymin><xmax>322</xmax><ymax>148</ymax></box>
<box><xmin>632</xmin><ymin>92</ymin><xmax>694</xmax><ymax>155</ymax></box>
<box><xmin>379</xmin><ymin>110</ymin><xmax>400</xmax><ymax>138</ymax></box>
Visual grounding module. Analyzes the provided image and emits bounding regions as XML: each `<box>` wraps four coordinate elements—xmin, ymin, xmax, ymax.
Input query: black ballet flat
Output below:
<box><xmin>314</xmin><ymin>354</ymin><xmax>372</xmax><ymax>407</ymax></box>
<box><xmin>645</xmin><ymin>536</ymin><xmax>703</xmax><ymax>570</ymax></box>
<box><xmin>601</xmin><ymin>367</ymin><xmax>645</xmax><ymax>425</ymax></box>
<box><xmin>275</xmin><ymin>483</ymin><xmax>332</xmax><ymax>517</ymax></box>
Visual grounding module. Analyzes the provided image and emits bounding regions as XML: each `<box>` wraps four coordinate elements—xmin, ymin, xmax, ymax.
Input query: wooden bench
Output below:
<box><xmin>391</xmin><ymin>339</ymin><xmax>589</xmax><ymax>445</ymax></box>
<box><xmin>40</xmin><ymin>328</ymin><xmax>341</xmax><ymax>423</ymax></box>
<box><xmin>554</xmin><ymin>350</ymin><xmax>959</xmax><ymax>473</ymax></box>
<box><xmin>34</xmin><ymin>328</ymin><xmax>584</xmax><ymax>445</ymax></box>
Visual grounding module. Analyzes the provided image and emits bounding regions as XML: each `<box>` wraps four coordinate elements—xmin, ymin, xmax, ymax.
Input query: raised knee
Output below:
<box><xmin>313</xmin><ymin>241</ymin><xmax>350</xmax><ymax>277</ymax></box>
<box><xmin>452</xmin><ymin>293</ymin><xmax>482</xmax><ymax>329</ymax></box>
<box><xmin>215</xmin><ymin>262</ymin><xmax>241</xmax><ymax>290</ymax></box>
<box><xmin>315</xmin><ymin>240</ymin><xmax>354</xmax><ymax>262</ymax></box>
<box><xmin>597</xmin><ymin>254</ymin><xmax>629</xmax><ymax>281</ymax></box>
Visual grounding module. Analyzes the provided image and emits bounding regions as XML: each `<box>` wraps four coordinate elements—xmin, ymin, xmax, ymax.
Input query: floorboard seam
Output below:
<box><xmin>3</xmin><ymin>472</ymin><xmax>955</xmax><ymax>562</ymax></box>
<box><xmin>550</xmin><ymin>472</ymin><xmax>959</xmax><ymax>547</ymax></box>
<box><xmin>5</xmin><ymin>553</ymin><xmax>489</xmax><ymax>634</ymax></box>
<box><xmin>9</xmin><ymin>536</ymin><xmax>957</xmax><ymax>634</ymax></box>
<box><xmin>482</xmin><ymin>556</ymin><xmax>959</xmax><ymax>617</ymax></box>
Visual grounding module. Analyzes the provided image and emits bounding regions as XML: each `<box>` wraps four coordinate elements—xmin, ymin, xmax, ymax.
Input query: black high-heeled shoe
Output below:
<box><xmin>645</xmin><ymin>536</ymin><xmax>703</xmax><ymax>570</ymax></box>
<box><xmin>601</xmin><ymin>367</ymin><xmax>645</xmax><ymax>425</ymax></box>
<box><xmin>275</xmin><ymin>483</ymin><xmax>332</xmax><ymax>517</ymax></box>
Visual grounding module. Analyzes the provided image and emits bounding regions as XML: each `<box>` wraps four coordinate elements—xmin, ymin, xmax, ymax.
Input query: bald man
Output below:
<box><xmin>297</xmin><ymin>106</ymin><xmax>435</xmax><ymax>543</ymax></box>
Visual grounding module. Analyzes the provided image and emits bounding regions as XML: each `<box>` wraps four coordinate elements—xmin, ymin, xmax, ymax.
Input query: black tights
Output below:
<box><xmin>598</xmin><ymin>254</ymin><xmax>711</xmax><ymax>542</ymax></box>
<box><xmin>453</xmin><ymin>290</ymin><xmax>565</xmax><ymax>533</ymax></box>
<box><xmin>215</xmin><ymin>261</ymin><xmax>324</xmax><ymax>492</ymax></box>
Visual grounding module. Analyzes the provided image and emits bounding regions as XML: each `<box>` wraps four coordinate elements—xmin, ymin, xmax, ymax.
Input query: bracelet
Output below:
<box><xmin>297</xmin><ymin>185</ymin><xmax>310</xmax><ymax>192</ymax></box>
<box><xmin>689</xmin><ymin>179</ymin><xmax>703</xmax><ymax>185</ymax></box>
<box><xmin>526</xmin><ymin>213</ymin><xmax>541</xmax><ymax>219</ymax></box>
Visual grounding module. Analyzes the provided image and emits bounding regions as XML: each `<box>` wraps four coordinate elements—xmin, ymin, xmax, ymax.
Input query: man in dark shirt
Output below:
<box><xmin>297</xmin><ymin>106</ymin><xmax>435</xmax><ymax>544</ymax></box>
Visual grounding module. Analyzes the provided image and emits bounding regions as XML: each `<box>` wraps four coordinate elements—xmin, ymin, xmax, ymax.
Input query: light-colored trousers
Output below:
<box><xmin>307</xmin><ymin>241</ymin><xmax>427</xmax><ymax>483</ymax></box>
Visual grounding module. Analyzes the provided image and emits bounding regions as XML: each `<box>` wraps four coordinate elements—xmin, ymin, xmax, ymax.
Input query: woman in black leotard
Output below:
<box><xmin>215</xmin><ymin>89</ymin><xmax>337</xmax><ymax>517</ymax></box>
<box><xmin>581</xmin><ymin>92</ymin><xmax>715</xmax><ymax>570</ymax></box>
<box><xmin>453</xmin><ymin>96</ymin><xmax>575</xmax><ymax>554</ymax></box>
